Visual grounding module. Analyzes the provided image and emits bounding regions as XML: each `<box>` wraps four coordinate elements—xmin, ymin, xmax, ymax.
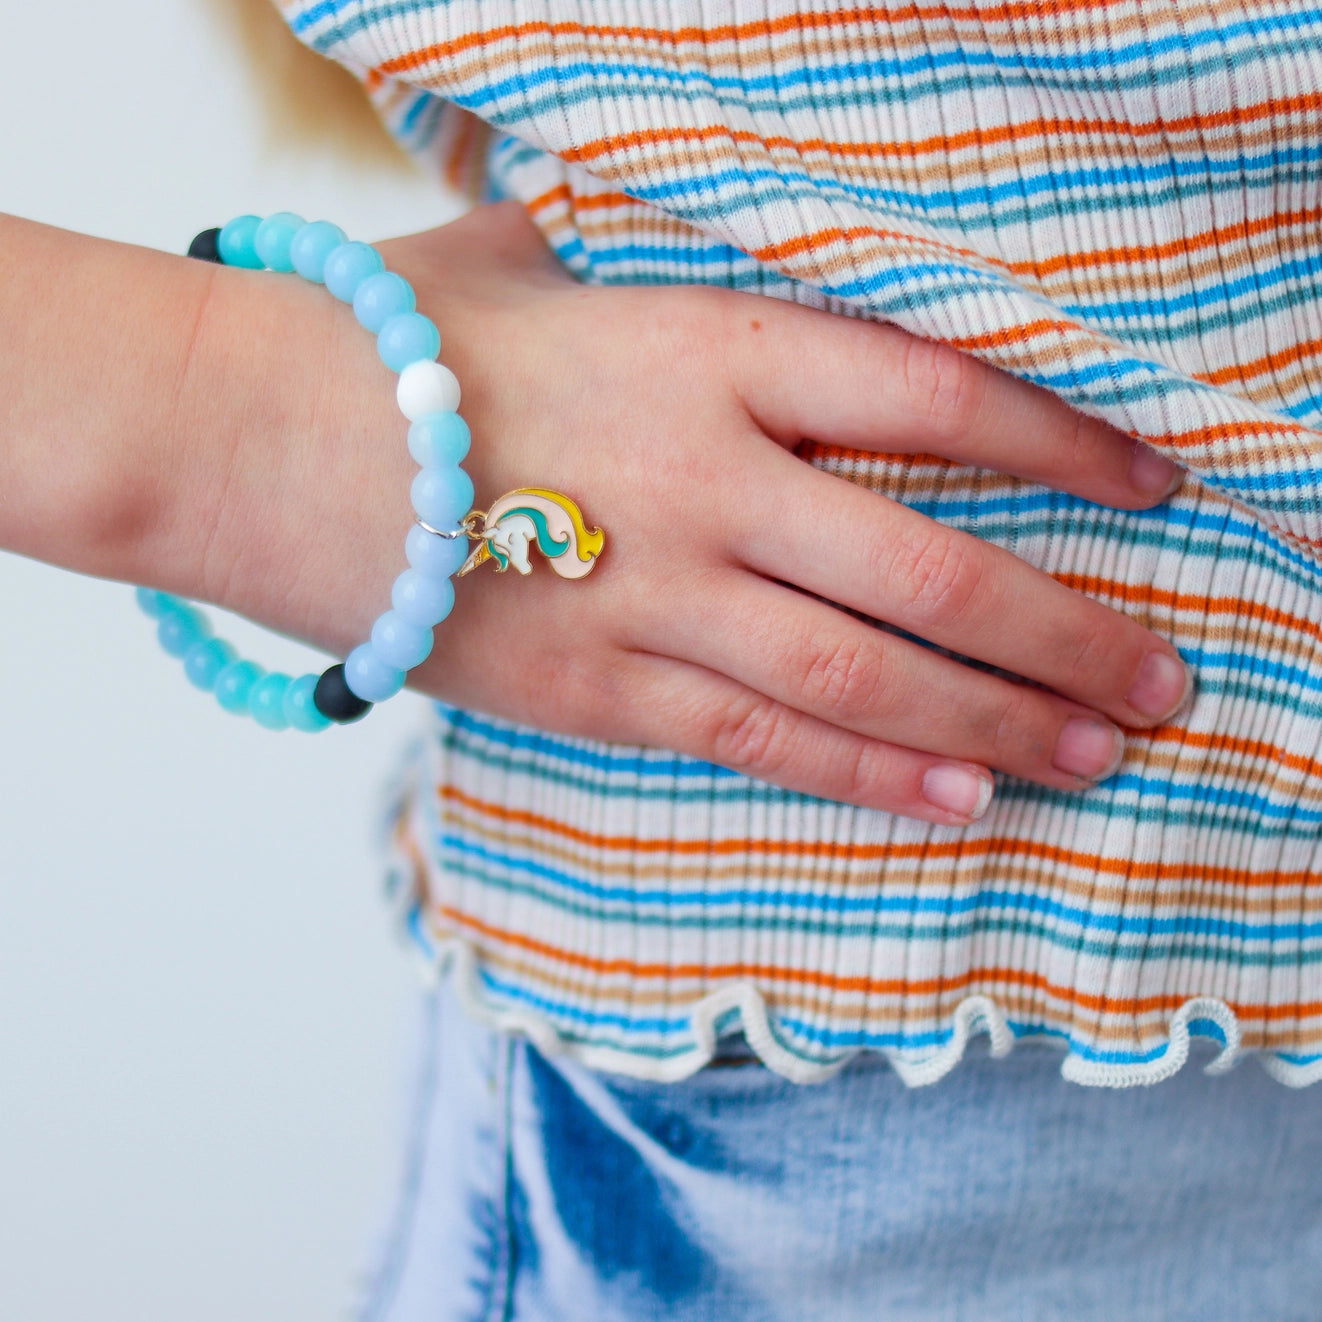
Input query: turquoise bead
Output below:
<box><xmin>283</xmin><ymin>673</ymin><xmax>331</xmax><ymax>732</ymax></box>
<box><xmin>248</xmin><ymin>673</ymin><xmax>293</xmax><ymax>730</ymax></box>
<box><xmin>411</xmin><ymin>466</ymin><xmax>475</xmax><ymax>529</ymax></box>
<box><xmin>289</xmin><ymin>221</ymin><xmax>347</xmax><ymax>283</ymax></box>
<box><xmin>378</xmin><ymin>312</ymin><xmax>441</xmax><ymax>371</ymax></box>
<box><xmin>407</xmin><ymin>412</ymin><xmax>471</xmax><ymax>468</ymax></box>
<box><xmin>344</xmin><ymin>644</ymin><xmax>405</xmax><ymax>703</ymax></box>
<box><xmin>214</xmin><ymin>660</ymin><xmax>265</xmax><ymax>714</ymax></box>
<box><xmin>353</xmin><ymin>271</ymin><xmax>416</xmax><ymax>333</ymax></box>
<box><xmin>135</xmin><ymin>587</ymin><xmax>178</xmax><ymax>618</ymax></box>
<box><xmin>183</xmin><ymin>637</ymin><xmax>238</xmax><ymax>691</ymax></box>
<box><xmin>158</xmin><ymin>604</ymin><xmax>212</xmax><ymax>658</ymax></box>
<box><xmin>218</xmin><ymin>215</ymin><xmax>264</xmax><ymax>269</ymax></box>
<box><xmin>405</xmin><ymin>523</ymin><xmax>469</xmax><ymax>580</ymax></box>
<box><xmin>392</xmin><ymin>570</ymin><xmax>455</xmax><ymax>628</ymax></box>
<box><xmin>370</xmin><ymin>610</ymin><xmax>434</xmax><ymax>670</ymax></box>
<box><xmin>254</xmin><ymin>211</ymin><xmax>306</xmax><ymax>272</ymax></box>
<box><xmin>323</xmin><ymin>241</ymin><xmax>386</xmax><ymax>303</ymax></box>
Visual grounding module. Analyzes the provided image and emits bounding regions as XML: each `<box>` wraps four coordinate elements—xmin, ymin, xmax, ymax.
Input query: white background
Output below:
<box><xmin>0</xmin><ymin>4</ymin><xmax>461</xmax><ymax>1318</ymax></box>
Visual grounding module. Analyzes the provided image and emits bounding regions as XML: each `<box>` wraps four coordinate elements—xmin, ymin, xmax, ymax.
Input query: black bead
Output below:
<box><xmin>186</xmin><ymin>227</ymin><xmax>224</xmax><ymax>263</ymax></box>
<box><xmin>313</xmin><ymin>664</ymin><xmax>374</xmax><ymax>724</ymax></box>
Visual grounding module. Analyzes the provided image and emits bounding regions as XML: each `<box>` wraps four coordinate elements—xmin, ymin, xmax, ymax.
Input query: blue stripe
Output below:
<box><xmin>594</xmin><ymin>158</ymin><xmax>1322</xmax><ymax>252</ymax></box>
<box><xmin>576</xmin><ymin>227</ymin><xmax>1322</xmax><ymax>349</ymax></box>
<box><xmin>425</xmin><ymin>859</ymin><xmax>1322</xmax><ymax>959</ymax></box>
<box><xmin>775</xmin><ymin>1016</ymin><xmax>1242</xmax><ymax>1061</ymax></box>
<box><xmin>616</xmin><ymin>144</ymin><xmax>1322</xmax><ymax>225</ymax></box>
<box><xmin>438</xmin><ymin>705</ymin><xmax>743</xmax><ymax>778</ymax></box>
<box><xmin>1273</xmin><ymin>1051</ymin><xmax>1322</xmax><ymax>1066</ymax></box>
<box><xmin>434</xmin><ymin>971</ymin><xmax>1318</xmax><ymax>1070</ymax></box>
<box><xmin>437</xmin><ymin>833</ymin><xmax>1322</xmax><ymax>942</ymax></box>
<box><xmin>887</xmin><ymin>494</ymin><xmax>1322</xmax><ymax>584</ymax></box>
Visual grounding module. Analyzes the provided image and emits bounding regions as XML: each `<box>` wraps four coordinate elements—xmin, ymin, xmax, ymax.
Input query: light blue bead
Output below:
<box><xmin>378</xmin><ymin>313</ymin><xmax>441</xmax><ymax>371</ymax></box>
<box><xmin>411</xmin><ymin>466</ymin><xmax>475</xmax><ymax>529</ymax></box>
<box><xmin>248</xmin><ymin>673</ymin><xmax>293</xmax><ymax>730</ymax></box>
<box><xmin>392</xmin><ymin>570</ymin><xmax>456</xmax><ymax>628</ymax></box>
<box><xmin>407</xmin><ymin>412</ymin><xmax>471</xmax><ymax>468</ymax></box>
<box><xmin>353</xmin><ymin>271</ymin><xmax>416</xmax><ymax>333</ymax></box>
<box><xmin>135</xmin><ymin>587</ymin><xmax>179</xmax><ymax>618</ymax></box>
<box><xmin>323</xmin><ymin>241</ymin><xmax>386</xmax><ymax>303</ymax></box>
<box><xmin>283</xmin><ymin>673</ymin><xmax>331</xmax><ymax>732</ymax></box>
<box><xmin>158</xmin><ymin>604</ymin><xmax>213</xmax><ymax>658</ymax></box>
<box><xmin>183</xmin><ymin>637</ymin><xmax>238</xmax><ymax>692</ymax></box>
<box><xmin>344</xmin><ymin>644</ymin><xmax>405</xmax><ymax>703</ymax></box>
<box><xmin>405</xmin><ymin>523</ymin><xmax>470</xmax><ymax>580</ymax></box>
<box><xmin>253</xmin><ymin>211</ymin><xmax>306</xmax><ymax>272</ymax></box>
<box><xmin>214</xmin><ymin>660</ymin><xmax>265</xmax><ymax>714</ymax></box>
<box><xmin>370</xmin><ymin>610</ymin><xmax>434</xmax><ymax>670</ymax></box>
<box><xmin>218</xmin><ymin>215</ymin><xmax>264</xmax><ymax>269</ymax></box>
<box><xmin>289</xmin><ymin>221</ymin><xmax>347</xmax><ymax>283</ymax></box>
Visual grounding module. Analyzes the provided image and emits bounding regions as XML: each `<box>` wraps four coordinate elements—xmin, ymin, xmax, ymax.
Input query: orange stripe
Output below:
<box><xmin>432</xmin><ymin>904</ymin><xmax>1322</xmax><ymax>1023</ymax></box>
<box><xmin>1053</xmin><ymin>574</ymin><xmax>1322</xmax><ymax>647</ymax></box>
<box><xmin>1018</xmin><ymin>204</ymin><xmax>1322</xmax><ymax>279</ymax></box>
<box><xmin>531</xmin><ymin>182</ymin><xmax>1322</xmax><ymax>287</ymax></box>
<box><xmin>1201</xmin><ymin>331</ymin><xmax>1322</xmax><ymax>390</ymax></box>
<box><xmin>552</xmin><ymin>94</ymin><xmax>1322</xmax><ymax>172</ymax></box>
<box><xmin>376</xmin><ymin>4</ymin><xmax>1143</xmax><ymax>77</ymax></box>
<box><xmin>436</xmin><ymin>787</ymin><xmax>1315</xmax><ymax>887</ymax></box>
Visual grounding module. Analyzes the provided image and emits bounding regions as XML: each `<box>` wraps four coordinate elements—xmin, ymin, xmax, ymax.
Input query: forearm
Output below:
<box><xmin>0</xmin><ymin>213</ymin><xmax>403</xmax><ymax>636</ymax></box>
<box><xmin>0</xmin><ymin>215</ymin><xmax>214</xmax><ymax>581</ymax></box>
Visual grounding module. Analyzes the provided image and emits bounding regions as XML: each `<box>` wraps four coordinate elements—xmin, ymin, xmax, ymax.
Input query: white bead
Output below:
<box><xmin>397</xmin><ymin>360</ymin><xmax>461</xmax><ymax>421</ymax></box>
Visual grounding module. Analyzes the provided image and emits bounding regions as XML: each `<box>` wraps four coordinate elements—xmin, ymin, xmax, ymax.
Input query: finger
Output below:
<box><xmin>652</xmin><ymin>572</ymin><xmax>1127</xmax><ymax>790</ymax></box>
<box><xmin>723</xmin><ymin>297</ymin><xmax>1182</xmax><ymax>508</ymax></box>
<box><xmin>612</xmin><ymin>652</ymin><xmax>996</xmax><ymax>825</ymax></box>
<box><xmin>732</xmin><ymin>446</ymin><xmax>1192</xmax><ymax>729</ymax></box>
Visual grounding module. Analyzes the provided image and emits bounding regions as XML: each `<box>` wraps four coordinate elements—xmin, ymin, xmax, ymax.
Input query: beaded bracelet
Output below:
<box><xmin>135</xmin><ymin>213</ymin><xmax>604</xmax><ymax>732</ymax></box>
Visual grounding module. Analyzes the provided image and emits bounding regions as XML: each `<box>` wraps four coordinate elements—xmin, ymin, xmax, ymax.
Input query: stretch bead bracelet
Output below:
<box><xmin>134</xmin><ymin>214</ymin><xmax>604</xmax><ymax>733</ymax></box>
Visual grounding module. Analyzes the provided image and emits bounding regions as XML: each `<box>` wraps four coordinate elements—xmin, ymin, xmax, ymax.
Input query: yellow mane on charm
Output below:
<box><xmin>458</xmin><ymin>489</ymin><xmax>605</xmax><ymax>579</ymax></box>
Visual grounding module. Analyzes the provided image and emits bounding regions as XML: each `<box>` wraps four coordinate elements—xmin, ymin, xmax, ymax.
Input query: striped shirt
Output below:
<box><xmin>287</xmin><ymin>1</ymin><xmax>1322</xmax><ymax>1087</ymax></box>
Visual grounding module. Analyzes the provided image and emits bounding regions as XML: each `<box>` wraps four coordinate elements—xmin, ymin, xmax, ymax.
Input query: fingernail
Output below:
<box><xmin>1053</xmin><ymin>718</ymin><xmax>1125</xmax><ymax>782</ymax></box>
<box><xmin>1128</xmin><ymin>443</ymin><xmax>1183</xmax><ymax>499</ymax></box>
<box><xmin>921</xmin><ymin>764</ymin><xmax>994</xmax><ymax>820</ymax></box>
<box><xmin>1126</xmin><ymin>651</ymin><xmax>1192</xmax><ymax>720</ymax></box>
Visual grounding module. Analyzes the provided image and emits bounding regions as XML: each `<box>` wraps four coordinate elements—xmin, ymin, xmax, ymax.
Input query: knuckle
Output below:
<box><xmin>840</xmin><ymin>742</ymin><xmax>887</xmax><ymax>805</ymax></box>
<box><xmin>900</xmin><ymin>337</ymin><xmax>987</xmax><ymax>442</ymax></box>
<box><xmin>798</xmin><ymin>637</ymin><xmax>885</xmax><ymax>720</ymax></box>
<box><xmin>894</xmin><ymin>529</ymin><xmax>988</xmax><ymax>627</ymax></box>
<box><xmin>1064</xmin><ymin>405</ymin><xmax>1108</xmax><ymax>471</ymax></box>
<box><xmin>707</xmin><ymin>696</ymin><xmax>790</xmax><ymax>775</ymax></box>
<box><xmin>1051</xmin><ymin>614</ymin><xmax>1119</xmax><ymax>696</ymax></box>
<box><xmin>983</xmin><ymin>685</ymin><xmax>1038</xmax><ymax>762</ymax></box>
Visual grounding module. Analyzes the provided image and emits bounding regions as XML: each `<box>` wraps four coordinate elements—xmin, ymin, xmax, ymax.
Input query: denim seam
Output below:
<box><xmin>484</xmin><ymin>1035</ymin><xmax>519</xmax><ymax>1322</ymax></box>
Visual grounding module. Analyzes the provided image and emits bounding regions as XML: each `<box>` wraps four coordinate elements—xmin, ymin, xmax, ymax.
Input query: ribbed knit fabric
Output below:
<box><xmin>286</xmin><ymin>1</ymin><xmax>1322</xmax><ymax>1087</ymax></box>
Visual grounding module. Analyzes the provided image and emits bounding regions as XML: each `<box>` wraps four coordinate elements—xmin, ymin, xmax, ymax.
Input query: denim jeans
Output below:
<box><xmin>358</xmin><ymin>983</ymin><xmax>1322</xmax><ymax>1322</ymax></box>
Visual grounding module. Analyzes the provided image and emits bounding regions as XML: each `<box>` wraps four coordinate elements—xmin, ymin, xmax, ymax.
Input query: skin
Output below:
<box><xmin>0</xmin><ymin>203</ymin><xmax>1191</xmax><ymax>825</ymax></box>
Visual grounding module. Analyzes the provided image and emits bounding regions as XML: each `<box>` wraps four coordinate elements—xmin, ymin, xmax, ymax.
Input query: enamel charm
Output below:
<box><xmin>457</xmin><ymin>488</ymin><xmax>606</xmax><ymax>579</ymax></box>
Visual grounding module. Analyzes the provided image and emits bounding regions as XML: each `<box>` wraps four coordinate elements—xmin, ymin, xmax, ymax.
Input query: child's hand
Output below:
<box><xmin>176</xmin><ymin>203</ymin><xmax>1191</xmax><ymax>824</ymax></box>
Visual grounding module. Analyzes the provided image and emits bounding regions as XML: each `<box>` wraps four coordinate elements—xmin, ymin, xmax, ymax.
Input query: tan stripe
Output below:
<box><xmin>527</xmin><ymin>117</ymin><xmax>1322</xmax><ymax>207</ymax></box>
<box><xmin>435</xmin><ymin>807</ymin><xmax>1322</xmax><ymax>910</ymax></box>
<box><xmin>551</xmin><ymin>190</ymin><xmax>1322</xmax><ymax>309</ymax></box>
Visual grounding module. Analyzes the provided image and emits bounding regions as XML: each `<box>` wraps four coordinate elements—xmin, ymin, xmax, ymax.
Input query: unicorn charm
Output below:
<box><xmin>457</xmin><ymin>488</ymin><xmax>605</xmax><ymax>579</ymax></box>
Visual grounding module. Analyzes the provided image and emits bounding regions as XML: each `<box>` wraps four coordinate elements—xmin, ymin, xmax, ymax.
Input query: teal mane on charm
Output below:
<box><xmin>486</xmin><ymin>505</ymin><xmax>570</xmax><ymax>570</ymax></box>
